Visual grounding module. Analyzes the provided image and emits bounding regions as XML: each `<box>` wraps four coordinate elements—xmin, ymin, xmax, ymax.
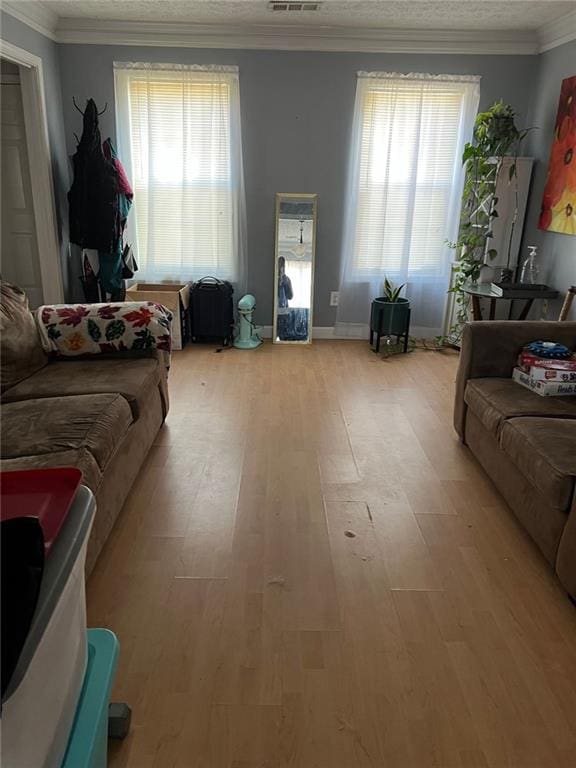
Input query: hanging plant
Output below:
<box><xmin>441</xmin><ymin>101</ymin><xmax>534</xmax><ymax>346</ymax></box>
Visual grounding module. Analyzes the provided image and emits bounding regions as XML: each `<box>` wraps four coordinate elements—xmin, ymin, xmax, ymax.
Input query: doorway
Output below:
<box><xmin>0</xmin><ymin>41</ymin><xmax>63</xmax><ymax>306</ymax></box>
<box><xmin>1</xmin><ymin>58</ymin><xmax>44</xmax><ymax>307</ymax></box>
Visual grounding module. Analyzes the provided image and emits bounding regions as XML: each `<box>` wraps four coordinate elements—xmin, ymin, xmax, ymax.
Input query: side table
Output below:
<box><xmin>463</xmin><ymin>283</ymin><xmax>559</xmax><ymax>322</ymax></box>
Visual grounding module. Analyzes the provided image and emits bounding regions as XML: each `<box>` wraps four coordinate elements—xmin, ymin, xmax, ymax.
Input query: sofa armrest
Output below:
<box><xmin>454</xmin><ymin>321</ymin><xmax>576</xmax><ymax>440</ymax></box>
<box><xmin>35</xmin><ymin>302</ymin><xmax>174</xmax><ymax>371</ymax></box>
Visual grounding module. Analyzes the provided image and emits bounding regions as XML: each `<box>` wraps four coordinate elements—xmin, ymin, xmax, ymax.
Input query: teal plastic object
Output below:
<box><xmin>238</xmin><ymin>293</ymin><xmax>256</xmax><ymax>312</ymax></box>
<box><xmin>234</xmin><ymin>293</ymin><xmax>262</xmax><ymax>349</ymax></box>
<box><xmin>61</xmin><ymin>629</ymin><xmax>119</xmax><ymax>768</ymax></box>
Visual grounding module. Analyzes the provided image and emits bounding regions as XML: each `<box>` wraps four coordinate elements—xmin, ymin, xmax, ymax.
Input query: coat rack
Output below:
<box><xmin>72</xmin><ymin>96</ymin><xmax>107</xmax><ymax>116</ymax></box>
<box><xmin>72</xmin><ymin>97</ymin><xmax>108</xmax><ymax>145</ymax></box>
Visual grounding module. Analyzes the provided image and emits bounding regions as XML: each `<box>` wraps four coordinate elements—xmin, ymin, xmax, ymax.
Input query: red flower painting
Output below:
<box><xmin>539</xmin><ymin>75</ymin><xmax>576</xmax><ymax>236</ymax></box>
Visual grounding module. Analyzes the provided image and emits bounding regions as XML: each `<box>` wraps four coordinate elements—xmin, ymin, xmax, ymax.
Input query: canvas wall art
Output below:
<box><xmin>539</xmin><ymin>75</ymin><xmax>576</xmax><ymax>236</ymax></box>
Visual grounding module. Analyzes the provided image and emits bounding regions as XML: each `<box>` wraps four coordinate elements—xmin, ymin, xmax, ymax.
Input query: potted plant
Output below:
<box><xmin>370</xmin><ymin>278</ymin><xmax>411</xmax><ymax>352</ymax></box>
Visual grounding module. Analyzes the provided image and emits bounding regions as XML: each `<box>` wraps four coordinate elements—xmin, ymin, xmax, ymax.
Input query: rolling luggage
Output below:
<box><xmin>190</xmin><ymin>277</ymin><xmax>234</xmax><ymax>346</ymax></box>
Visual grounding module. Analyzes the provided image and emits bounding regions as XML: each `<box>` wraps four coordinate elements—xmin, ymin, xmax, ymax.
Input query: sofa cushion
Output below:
<box><xmin>2</xmin><ymin>357</ymin><xmax>160</xmax><ymax>421</ymax></box>
<box><xmin>0</xmin><ymin>281</ymin><xmax>47</xmax><ymax>393</ymax></box>
<box><xmin>1</xmin><ymin>394</ymin><xmax>133</xmax><ymax>471</ymax></box>
<box><xmin>0</xmin><ymin>448</ymin><xmax>102</xmax><ymax>495</ymax></box>
<box><xmin>500</xmin><ymin>418</ymin><xmax>576</xmax><ymax>511</ymax></box>
<box><xmin>464</xmin><ymin>378</ymin><xmax>576</xmax><ymax>438</ymax></box>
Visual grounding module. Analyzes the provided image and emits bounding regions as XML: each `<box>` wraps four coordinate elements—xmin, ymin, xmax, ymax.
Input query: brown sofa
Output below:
<box><xmin>454</xmin><ymin>321</ymin><xmax>576</xmax><ymax>600</ymax></box>
<box><xmin>0</xmin><ymin>283</ymin><xmax>169</xmax><ymax>576</ymax></box>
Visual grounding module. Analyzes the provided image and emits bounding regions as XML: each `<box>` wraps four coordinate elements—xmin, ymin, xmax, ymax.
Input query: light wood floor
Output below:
<box><xmin>87</xmin><ymin>341</ymin><xmax>576</xmax><ymax>768</ymax></box>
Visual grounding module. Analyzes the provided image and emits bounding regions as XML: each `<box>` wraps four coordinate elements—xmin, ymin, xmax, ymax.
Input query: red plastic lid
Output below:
<box><xmin>0</xmin><ymin>468</ymin><xmax>82</xmax><ymax>554</ymax></box>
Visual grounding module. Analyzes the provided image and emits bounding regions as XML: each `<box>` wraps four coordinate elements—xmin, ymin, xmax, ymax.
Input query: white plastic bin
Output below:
<box><xmin>2</xmin><ymin>485</ymin><xmax>95</xmax><ymax>768</ymax></box>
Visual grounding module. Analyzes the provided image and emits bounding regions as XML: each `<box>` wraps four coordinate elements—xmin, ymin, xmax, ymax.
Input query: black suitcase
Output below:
<box><xmin>190</xmin><ymin>277</ymin><xmax>234</xmax><ymax>346</ymax></box>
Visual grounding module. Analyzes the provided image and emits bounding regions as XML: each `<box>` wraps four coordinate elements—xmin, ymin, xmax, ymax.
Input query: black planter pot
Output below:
<box><xmin>370</xmin><ymin>297</ymin><xmax>411</xmax><ymax>353</ymax></box>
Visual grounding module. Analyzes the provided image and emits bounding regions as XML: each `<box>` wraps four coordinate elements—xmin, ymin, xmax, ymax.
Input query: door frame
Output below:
<box><xmin>1</xmin><ymin>39</ymin><xmax>64</xmax><ymax>303</ymax></box>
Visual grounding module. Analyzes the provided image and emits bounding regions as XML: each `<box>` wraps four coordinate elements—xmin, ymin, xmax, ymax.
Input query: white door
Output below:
<box><xmin>1</xmin><ymin>59</ymin><xmax>44</xmax><ymax>308</ymax></box>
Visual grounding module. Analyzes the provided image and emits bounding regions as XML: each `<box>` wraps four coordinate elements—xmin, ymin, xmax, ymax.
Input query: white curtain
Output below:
<box><xmin>336</xmin><ymin>72</ymin><xmax>480</xmax><ymax>338</ymax></box>
<box><xmin>114</xmin><ymin>62</ymin><xmax>247</xmax><ymax>292</ymax></box>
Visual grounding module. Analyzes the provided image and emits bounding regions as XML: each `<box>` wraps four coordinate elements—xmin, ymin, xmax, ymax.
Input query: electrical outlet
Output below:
<box><xmin>330</xmin><ymin>291</ymin><xmax>339</xmax><ymax>307</ymax></box>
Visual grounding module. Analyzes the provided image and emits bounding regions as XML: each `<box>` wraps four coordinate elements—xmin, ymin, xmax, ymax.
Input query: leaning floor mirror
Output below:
<box><xmin>273</xmin><ymin>193</ymin><xmax>317</xmax><ymax>344</ymax></box>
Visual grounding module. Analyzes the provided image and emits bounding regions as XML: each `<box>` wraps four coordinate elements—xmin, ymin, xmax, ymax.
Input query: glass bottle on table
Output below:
<box><xmin>520</xmin><ymin>246</ymin><xmax>539</xmax><ymax>285</ymax></box>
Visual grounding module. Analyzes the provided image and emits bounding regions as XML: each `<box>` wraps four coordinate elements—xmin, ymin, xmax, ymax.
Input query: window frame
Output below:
<box><xmin>113</xmin><ymin>62</ymin><xmax>245</xmax><ymax>285</ymax></box>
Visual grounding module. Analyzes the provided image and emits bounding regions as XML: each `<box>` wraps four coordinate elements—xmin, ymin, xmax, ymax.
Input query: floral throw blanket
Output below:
<box><xmin>36</xmin><ymin>302</ymin><xmax>173</xmax><ymax>367</ymax></box>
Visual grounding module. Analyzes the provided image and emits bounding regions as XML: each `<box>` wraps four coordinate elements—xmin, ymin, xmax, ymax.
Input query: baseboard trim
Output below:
<box><xmin>260</xmin><ymin>325</ymin><xmax>365</xmax><ymax>340</ymax></box>
<box><xmin>259</xmin><ymin>325</ymin><xmax>443</xmax><ymax>341</ymax></box>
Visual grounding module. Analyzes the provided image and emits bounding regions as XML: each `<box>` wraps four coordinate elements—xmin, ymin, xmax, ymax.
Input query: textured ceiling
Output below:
<box><xmin>38</xmin><ymin>1</ymin><xmax>576</xmax><ymax>31</ymax></box>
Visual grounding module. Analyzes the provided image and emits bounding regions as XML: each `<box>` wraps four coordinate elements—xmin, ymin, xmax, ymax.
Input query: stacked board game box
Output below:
<box><xmin>514</xmin><ymin>350</ymin><xmax>576</xmax><ymax>396</ymax></box>
<box><xmin>513</xmin><ymin>368</ymin><xmax>576</xmax><ymax>396</ymax></box>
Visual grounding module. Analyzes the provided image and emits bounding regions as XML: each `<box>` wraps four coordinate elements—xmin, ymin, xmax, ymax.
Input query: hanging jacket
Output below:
<box><xmin>98</xmin><ymin>139</ymin><xmax>134</xmax><ymax>296</ymax></box>
<box><xmin>102</xmin><ymin>138</ymin><xmax>133</xmax><ymax>240</ymax></box>
<box><xmin>68</xmin><ymin>99</ymin><xmax>119</xmax><ymax>252</ymax></box>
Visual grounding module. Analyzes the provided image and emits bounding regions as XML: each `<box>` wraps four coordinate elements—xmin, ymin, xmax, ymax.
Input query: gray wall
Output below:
<box><xmin>0</xmin><ymin>12</ymin><xmax>75</xmax><ymax>298</ymax></box>
<box><xmin>58</xmin><ymin>44</ymin><xmax>538</xmax><ymax>325</ymax></box>
<box><xmin>521</xmin><ymin>40</ymin><xmax>576</xmax><ymax>320</ymax></box>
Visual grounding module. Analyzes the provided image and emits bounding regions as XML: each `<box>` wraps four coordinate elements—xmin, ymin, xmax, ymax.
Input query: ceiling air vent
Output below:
<box><xmin>268</xmin><ymin>2</ymin><xmax>322</xmax><ymax>11</ymax></box>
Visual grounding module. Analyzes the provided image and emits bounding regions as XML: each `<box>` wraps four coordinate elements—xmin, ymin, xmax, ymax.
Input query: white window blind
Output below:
<box><xmin>337</xmin><ymin>72</ymin><xmax>480</xmax><ymax>337</ymax></box>
<box><xmin>114</xmin><ymin>63</ymin><xmax>246</xmax><ymax>286</ymax></box>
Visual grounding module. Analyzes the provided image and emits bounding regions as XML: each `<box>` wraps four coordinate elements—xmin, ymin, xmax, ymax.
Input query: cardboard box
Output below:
<box><xmin>126</xmin><ymin>283</ymin><xmax>190</xmax><ymax>350</ymax></box>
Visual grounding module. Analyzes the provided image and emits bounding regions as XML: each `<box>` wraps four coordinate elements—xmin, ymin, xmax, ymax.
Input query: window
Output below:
<box><xmin>114</xmin><ymin>63</ymin><xmax>246</xmax><ymax>285</ymax></box>
<box><xmin>338</xmin><ymin>72</ymin><xmax>480</xmax><ymax>337</ymax></box>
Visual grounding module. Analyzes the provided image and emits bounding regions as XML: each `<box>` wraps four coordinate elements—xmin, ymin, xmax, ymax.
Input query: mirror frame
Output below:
<box><xmin>272</xmin><ymin>192</ymin><xmax>318</xmax><ymax>345</ymax></box>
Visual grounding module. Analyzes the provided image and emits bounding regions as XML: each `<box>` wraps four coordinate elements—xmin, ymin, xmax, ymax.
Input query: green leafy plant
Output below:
<box><xmin>472</xmin><ymin>100</ymin><xmax>527</xmax><ymax>156</ymax></box>
<box><xmin>382</xmin><ymin>277</ymin><xmax>406</xmax><ymax>303</ymax></box>
<box><xmin>441</xmin><ymin>101</ymin><xmax>534</xmax><ymax>346</ymax></box>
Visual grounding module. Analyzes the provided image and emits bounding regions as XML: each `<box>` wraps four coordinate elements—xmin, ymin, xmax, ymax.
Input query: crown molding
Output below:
<box><xmin>1</xmin><ymin>0</ymin><xmax>58</xmax><ymax>42</ymax></box>
<box><xmin>6</xmin><ymin>0</ymin><xmax>574</xmax><ymax>56</ymax></box>
<box><xmin>55</xmin><ymin>18</ymin><xmax>539</xmax><ymax>55</ymax></box>
<box><xmin>537</xmin><ymin>9</ymin><xmax>576</xmax><ymax>53</ymax></box>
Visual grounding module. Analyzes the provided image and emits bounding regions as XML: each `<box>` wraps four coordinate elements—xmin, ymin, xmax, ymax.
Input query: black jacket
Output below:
<box><xmin>68</xmin><ymin>99</ymin><xmax>120</xmax><ymax>252</ymax></box>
